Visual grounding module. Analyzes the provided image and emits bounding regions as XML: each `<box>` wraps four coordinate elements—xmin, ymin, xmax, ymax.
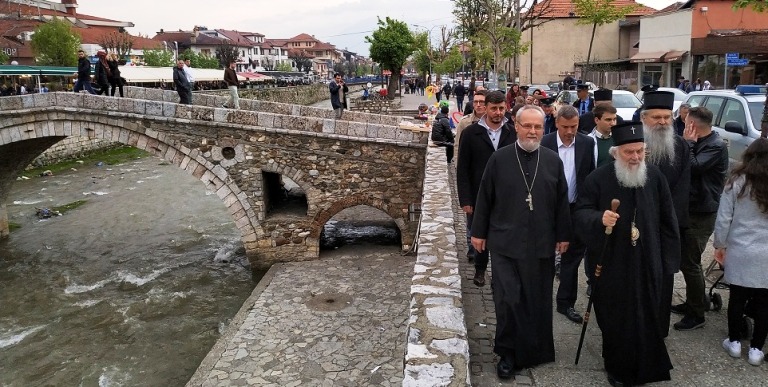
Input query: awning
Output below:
<box><xmin>0</xmin><ymin>65</ymin><xmax>78</xmax><ymax>76</ymax></box>
<box><xmin>629</xmin><ymin>51</ymin><xmax>667</xmax><ymax>63</ymax></box>
<box><xmin>236</xmin><ymin>71</ymin><xmax>273</xmax><ymax>81</ymax></box>
<box><xmin>663</xmin><ymin>50</ymin><xmax>688</xmax><ymax>62</ymax></box>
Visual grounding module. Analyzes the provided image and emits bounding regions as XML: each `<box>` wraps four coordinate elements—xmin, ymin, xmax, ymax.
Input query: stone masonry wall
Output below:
<box><xmin>29</xmin><ymin>136</ymin><xmax>117</xmax><ymax>167</ymax></box>
<box><xmin>0</xmin><ymin>92</ymin><xmax>428</xmax><ymax>269</ymax></box>
<box><xmin>403</xmin><ymin>145</ymin><xmax>471</xmax><ymax>386</ymax></box>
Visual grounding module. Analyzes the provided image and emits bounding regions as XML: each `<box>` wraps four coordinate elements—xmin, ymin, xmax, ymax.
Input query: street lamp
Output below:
<box><xmin>412</xmin><ymin>24</ymin><xmax>440</xmax><ymax>83</ymax></box>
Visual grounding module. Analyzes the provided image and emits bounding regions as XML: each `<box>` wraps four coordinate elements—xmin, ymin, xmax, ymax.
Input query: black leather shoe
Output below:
<box><xmin>557</xmin><ymin>306</ymin><xmax>584</xmax><ymax>324</ymax></box>
<box><xmin>671</xmin><ymin>302</ymin><xmax>689</xmax><ymax>315</ymax></box>
<box><xmin>607</xmin><ymin>372</ymin><xmax>633</xmax><ymax>386</ymax></box>
<box><xmin>496</xmin><ymin>357</ymin><xmax>514</xmax><ymax>380</ymax></box>
<box><xmin>673</xmin><ymin>315</ymin><xmax>706</xmax><ymax>331</ymax></box>
<box><xmin>473</xmin><ymin>270</ymin><xmax>486</xmax><ymax>287</ymax></box>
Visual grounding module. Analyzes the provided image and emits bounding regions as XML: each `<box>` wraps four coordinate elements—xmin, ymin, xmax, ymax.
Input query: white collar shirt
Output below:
<box><xmin>557</xmin><ymin>134</ymin><xmax>578</xmax><ymax>203</ymax></box>
<box><xmin>478</xmin><ymin>116</ymin><xmax>508</xmax><ymax>151</ymax></box>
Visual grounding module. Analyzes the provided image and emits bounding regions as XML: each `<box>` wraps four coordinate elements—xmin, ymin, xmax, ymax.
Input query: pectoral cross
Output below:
<box><xmin>631</xmin><ymin>127</ymin><xmax>636</xmax><ymax>134</ymax></box>
<box><xmin>526</xmin><ymin>193</ymin><xmax>533</xmax><ymax>211</ymax></box>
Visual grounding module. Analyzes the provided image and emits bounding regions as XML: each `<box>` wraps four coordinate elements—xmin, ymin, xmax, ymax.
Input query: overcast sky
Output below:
<box><xmin>75</xmin><ymin>0</ymin><xmax>678</xmax><ymax>56</ymax></box>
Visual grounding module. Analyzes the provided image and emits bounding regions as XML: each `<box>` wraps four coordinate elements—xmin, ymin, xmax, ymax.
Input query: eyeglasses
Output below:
<box><xmin>517</xmin><ymin>123</ymin><xmax>544</xmax><ymax>131</ymax></box>
<box><xmin>473</xmin><ymin>100</ymin><xmax>485</xmax><ymax>104</ymax></box>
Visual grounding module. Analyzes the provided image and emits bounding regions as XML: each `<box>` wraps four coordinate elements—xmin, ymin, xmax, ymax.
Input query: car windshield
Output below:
<box><xmin>612</xmin><ymin>94</ymin><xmax>642</xmax><ymax>108</ymax></box>
<box><xmin>529</xmin><ymin>85</ymin><xmax>551</xmax><ymax>91</ymax></box>
<box><xmin>748</xmin><ymin>101</ymin><xmax>765</xmax><ymax>130</ymax></box>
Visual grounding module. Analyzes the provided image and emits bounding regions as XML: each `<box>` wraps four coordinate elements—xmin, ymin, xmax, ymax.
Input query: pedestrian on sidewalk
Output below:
<box><xmin>457</xmin><ymin>91</ymin><xmax>515</xmax><ymax>289</ymax></box>
<box><xmin>714</xmin><ymin>138</ymin><xmax>768</xmax><ymax>367</ymax></box>
<box><xmin>574</xmin><ymin>122</ymin><xmax>679</xmax><ymax>386</ymax></box>
<box><xmin>431</xmin><ymin>101</ymin><xmax>454</xmax><ymax>164</ymax></box>
<box><xmin>673</xmin><ymin>106</ymin><xmax>728</xmax><ymax>332</ymax></box>
<box><xmin>470</xmin><ymin>103</ymin><xmax>570</xmax><ymax>380</ymax></box>
<box><xmin>329</xmin><ymin>73</ymin><xmax>348</xmax><ymax>119</ymax></box>
<box><xmin>454</xmin><ymin>81</ymin><xmax>466</xmax><ymax>113</ymax></box>
<box><xmin>223</xmin><ymin>60</ymin><xmax>240</xmax><ymax>109</ymax></box>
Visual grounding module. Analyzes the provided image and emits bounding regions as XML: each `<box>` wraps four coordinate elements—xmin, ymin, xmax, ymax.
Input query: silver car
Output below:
<box><xmin>683</xmin><ymin>90</ymin><xmax>766</xmax><ymax>161</ymax></box>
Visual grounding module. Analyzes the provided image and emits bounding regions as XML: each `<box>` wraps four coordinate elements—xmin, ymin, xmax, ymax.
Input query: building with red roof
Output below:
<box><xmin>514</xmin><ymin>0</ymin><xmax>656</xmax><ymax>86</ymax></box>
<box><xmin>0</xmin><ymin>0</ymin><xmax>160</xmax><ymax>65</ymax></box>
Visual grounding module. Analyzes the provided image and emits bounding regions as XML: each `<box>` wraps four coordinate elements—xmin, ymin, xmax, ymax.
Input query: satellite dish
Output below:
<box><xmin>11</xmin><ymin>60</ymin><xmax>18</xmax><ymax>65</ymax></box>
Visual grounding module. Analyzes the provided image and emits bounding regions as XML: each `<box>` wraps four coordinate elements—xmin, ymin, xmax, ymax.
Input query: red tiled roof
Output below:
<box><xmin>216</xmin><ymin>29</ymin><xmax>258</xmax><ymax>47</ymax></box>
<box><xmin>264</xmin><ymin>38</ymin><xmax>289</xmax><ymax>47</ymax></box>
<box><xmin>0</xmin><ymin>1</ymin><xmax>125</xmax><ymax>24</ymax></box>
<box><xmin>532</xmin><ymin>0</ymin><xmax>656</xmax><ymax>18</ymax></box>
<box><xmin>74</xmin><ymin>25</ymin><xmax>159</xmax><ymax>49</ymax></box>
<box><xmin>153</xmin><ymin>31</ymin><xmax>228</xmax><ymax>46</ymax></box>
<box><xmin>289</xmin><ymin>33</ymin><xmax>316</xmax><ymax>42</ymax></box>
<box><xmin>655</xmin><ymin>2</ymin><xmax>685</xmax><ymax>14</ymax></box>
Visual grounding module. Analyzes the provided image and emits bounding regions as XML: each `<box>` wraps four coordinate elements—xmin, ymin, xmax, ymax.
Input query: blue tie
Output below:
<box><xmin>581</xmin><ymin>100</ymin><xmax>587</xmax><ymax>115</ymax></box>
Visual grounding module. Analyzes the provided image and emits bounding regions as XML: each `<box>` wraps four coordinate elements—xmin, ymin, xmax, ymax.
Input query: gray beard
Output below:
<box><xmin>644</xmin><ymin>123</ymin><xmax>676</xmax><ymax>166</ymax></box>
<box><xmin>518</xmin><ymin>139</ymin><xmax>540</xmax><ymax>152</ymax></box>
<box><xmin>615</xmin><ymin>159</ymin><xmax>648</xmax><ymax>188</ymax></box>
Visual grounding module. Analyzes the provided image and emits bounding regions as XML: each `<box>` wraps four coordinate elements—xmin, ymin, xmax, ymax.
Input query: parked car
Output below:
<box><xmin>527</xmin><ymin>84</ymin><xmax>554</xmax><ymax>97</ymax></box>
<box><xmin>554</xmin><ymin>89</ymin><xmax>641</xmax><ymax>120</ymax></box>
<box><xmin>635</xmin><ymin>87</ymin><xmax>687</xmax><ymax>113</ymax></box>
<box><xmin>682</xmin><ymin>89</ymin><xmax>766</xmax><ymax>161</ymax></box>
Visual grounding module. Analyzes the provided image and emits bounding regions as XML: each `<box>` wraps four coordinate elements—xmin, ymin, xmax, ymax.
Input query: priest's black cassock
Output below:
<box><xmin>574</xmin><ymin>163</ymin><xmax>680</xmax><ymax>385</ymax></box>
<box><xmin>472</xmin><ymin>143</ymin><xmax>571</xmax><ymax>368</ymax></box>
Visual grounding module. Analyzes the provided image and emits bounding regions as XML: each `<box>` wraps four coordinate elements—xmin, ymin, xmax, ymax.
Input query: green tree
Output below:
<box><xmin>434</xmin><ymin>46</ymin><xmax>464</xmax><ymax>76</ymax></box>
<box><xmin>216</xmin><ymin>43</ymin><xmax>240</xmax><ymax>68</ymax></box>
<box><xmin>288</xmin><ymin>49</ymin><xmax>314</xmax><ymax>72</ymax></box>
<box><xmin>573</xmin><ymin>0</ymin><xmax>637</xmax><ymax>82</ymax></box>
<box><xmin>0</xmin><ymin>51</ymin><xmax>9</xmax><ymax>65</ymax></box>
<box><xmin>733</xmin><ymin>0</ymin><xmax>768</xmax><ymax>12</ymax></box>
<box><xmin>366</xmin><ymin>17</ymin><xmax>416</xmax><ymax>97</ymax></box>
<box><xmin>143</xmin><ymin>49</ymin><xmax>174</xmax><ymax>67</ymax></box>
<box><xmin>180</xmin><ymin>48</ymin><xmax>219</xmax><ymax>69</ymax></box>
<box><xmin>30</xmin><ymin>17</ymin><xmax>80</xmax><ymax>66</ymax></box>
<box><xmin>276</xmin><ymin>61</ymin><xmax>293</xmax><ymax>72</ymax></box>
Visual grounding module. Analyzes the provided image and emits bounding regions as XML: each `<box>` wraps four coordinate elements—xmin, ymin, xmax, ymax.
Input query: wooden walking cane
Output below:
<box><xmin>575</xmin><ymin>198</ymin><xmax>620</xmax><ymax>365</ymax></box>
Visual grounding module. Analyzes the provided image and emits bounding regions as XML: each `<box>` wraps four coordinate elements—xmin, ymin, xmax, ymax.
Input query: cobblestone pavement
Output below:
<box><xmin>188</xmin><ymin>245</ymin><xmax>414</xmax><ymax>387</ymax></box>
<box><xmin>449</xmin><ymin>166</ymin><xmax>768</xmax><ymax>386</ymax></box>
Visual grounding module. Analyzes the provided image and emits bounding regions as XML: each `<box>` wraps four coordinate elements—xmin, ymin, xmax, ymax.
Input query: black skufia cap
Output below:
<box><xmin>539</xmin><ymin>97</ymin><xmax>555</xmax><ymax>106</ymax></box>
<box><xmin>641</xmin><ymin>84</ymin><xmax>659</xmax><ymax>92</ymax></box>
<box><xmin>612</xmin><ymin>121</ymin><xmax>644</xmax><ymax>146</ymax></box>
<box><xmin>594</xmin><ymin>89</ymin><xmax>613</xmax><ymax>102</ymax></box>
<box><xmin>520</xmin><ymin>85</ymin><xmax>530</xmax><ymax>90</ymax></box>
<box><xmin>642</xmin><ymin>91</ymin><xmax>674</xmax><ymax>110</ymax></box>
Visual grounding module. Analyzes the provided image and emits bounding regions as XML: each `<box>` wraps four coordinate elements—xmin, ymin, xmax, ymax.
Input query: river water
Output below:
<box><xmin>0</xmin><ymin>152</ymin><xmax>401</xmax><ymax>386</ymax></box>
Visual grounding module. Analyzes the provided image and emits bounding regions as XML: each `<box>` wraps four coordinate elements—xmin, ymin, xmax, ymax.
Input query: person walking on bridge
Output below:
<box><xmin>174</xmin><ymin>60</ymin><xmax>192</xmax><ymax>105</ymax></box>
<box><xmin>329</xmin><ymin>73</ymin><xmax>348</xmax><ymax>119</ymax></box>
<box><xmin>223</xmin><ymin>60</ymin><xmax>240</xmax><ymax>109</ymax></box>
<box><xmin>74</xmin><ymin>50</ymin><xmax>96</xmax><ymax>94</ymax></box>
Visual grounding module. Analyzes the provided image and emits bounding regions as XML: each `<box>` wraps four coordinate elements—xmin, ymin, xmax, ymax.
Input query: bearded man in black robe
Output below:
<box><xmin>471</xmin><ymin>105</ymin><xmax>571</xmax><ymax>380</ymax></box>
<box><xmin>640</xmin><ymin>91</ymin><xmax>691</xmax><ymax>336</ymax></box>
<box><xmin>574</xmin><ymin>121</ymin><xmax>680</xmax><ymax>386</ymax></box>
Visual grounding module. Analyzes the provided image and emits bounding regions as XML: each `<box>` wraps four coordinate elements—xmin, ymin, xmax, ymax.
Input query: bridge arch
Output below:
<box><xmin>308</xmin><ymin>192</ymin><xmax>410</xmax><ymax>249</ymax></box>
<box><xmin>0</xmin><ymin>120</ymin><xmax>262</xmax><ymax>252</ymax></box>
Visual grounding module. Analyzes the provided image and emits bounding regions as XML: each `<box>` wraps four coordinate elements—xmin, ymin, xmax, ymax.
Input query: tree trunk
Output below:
<box><xmin>585</xmin><ymin>22</ymin><xmax>597</xmax><ymax>83</ymax></box>
<box><xmin>388</xmin><ymin>71</ymin><xmax>400</xmax><ymax>99</ymax></box>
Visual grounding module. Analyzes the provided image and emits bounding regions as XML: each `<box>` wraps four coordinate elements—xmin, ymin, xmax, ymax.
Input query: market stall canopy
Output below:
<box><xmin>0</xmin><ymin>65</ymin><xmax>78</xmax><ymax>76</ymax></box>
<box><xmin>118</xmin><ymin>66</ymin><xmax>248</xmax><ymax>83</ymax></box>
<box><xmin>236</xmin><ymin>71</ymin><xmax>273</xmax><ymax>81</ymax></box>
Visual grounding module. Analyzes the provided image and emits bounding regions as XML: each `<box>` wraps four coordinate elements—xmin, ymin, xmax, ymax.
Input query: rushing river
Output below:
<box><xmin>0</xmin><ymin>155</ymin><xmax>257</xmax><ymax>386</ymax></box>
<box><xmin>0</xmin><ymin>152</ymin><xmax>402</xmax><ymax>386</ymax></box>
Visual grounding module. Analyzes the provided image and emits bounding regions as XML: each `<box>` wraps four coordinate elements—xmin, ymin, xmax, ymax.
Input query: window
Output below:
<box><xmin>721</xmin><ymin>99</ymin><xmax>747</xmax><ymax>128</ymax></box>
<box><xmin>686</xmin><ymin>95</ymin><xmax>706</xmax><ymax>108</ymax></box>
<box><xmin>703</xmin><ymin>97</ymin><xmax>726</xmax><ymax>125</ymax></box>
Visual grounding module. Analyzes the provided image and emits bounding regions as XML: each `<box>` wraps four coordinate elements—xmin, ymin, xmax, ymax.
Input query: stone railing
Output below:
<box><xmin>0</xmin><ymin>92</ymin><xmax>429</xmax><ymax>146</ymax></box>
<box><xmin>123</xmin><ymin>86</ymin><xmax>411</xmax><ymax>128</ymax></box>
<box><xmin>349</xmin><ymin>97</ymin><xmax>401</xmax><ymax>114</ymax></box>
<box><xmin>403</xmin><ymin>145</ymin><xmax>470</xmax><ymax>386</ymax></box>
<box><xmin>195</xmin><ymin>83</ymin><xmax>365</xmax><ymax>106</ymax></box>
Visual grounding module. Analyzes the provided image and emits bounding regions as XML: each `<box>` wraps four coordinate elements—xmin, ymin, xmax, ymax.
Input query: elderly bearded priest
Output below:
<box><xmin>574</xmin><ymin>121</ymin><xmax>680</xmax><ymax>386</ymax></box>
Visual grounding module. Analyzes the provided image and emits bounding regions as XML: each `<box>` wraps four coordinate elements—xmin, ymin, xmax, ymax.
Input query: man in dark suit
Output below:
<box><xmin>577</xmin><ymin>88</ymin><xmax>624</xmax><ymax>134</ymax></box>
<box><xmin>541</xmin><ymin>97</ymin><xmax>556</xmax><ymax>135</ymax></box>
<box><xmin>541</xmin><ymin>105</ymin><xmax>596</xmax><ymax>324</ymax></box>
<box><xmin>572</xmin><ymin>84</ymin><xmax>594</xmax><ymax>116</ymax></box>
<box><xmin>457</xmin><ymin>90</ymin><xmax>516</xmax><ymax>287</ymax></box>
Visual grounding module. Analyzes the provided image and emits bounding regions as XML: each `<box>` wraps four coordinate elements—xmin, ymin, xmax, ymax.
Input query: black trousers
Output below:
<box><xmin>556</xmin><ymin>204</ymin><xmax>587</xmax><ymax>309</ymax></box>
<box><xmin>729</xmin><ymin>284</ymin><xmax>768</xmax><ymax>350</ymax></box>
<box><xmin>466</xmin><ymin>212</ymin><xmax>489</xmax><ymax>272</ymax></box>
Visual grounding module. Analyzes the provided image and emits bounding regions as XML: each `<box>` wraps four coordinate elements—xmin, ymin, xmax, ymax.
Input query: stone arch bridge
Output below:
<box><xmin>0</xmin><ymin>88</ymin><xmax>428</xmax><ymax>269</ymax></box>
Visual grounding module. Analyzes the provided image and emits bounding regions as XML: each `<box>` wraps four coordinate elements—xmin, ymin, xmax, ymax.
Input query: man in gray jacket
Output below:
<box><xmin>673</xmin><ymin>106</ymin><xmax>729</xmax><ymax>331</ymax></box>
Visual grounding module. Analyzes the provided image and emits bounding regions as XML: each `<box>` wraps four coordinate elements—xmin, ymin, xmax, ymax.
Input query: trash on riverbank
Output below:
<box><xmin>16</xmin><ymin>176</ymin><xmax>30</xmax><ymax>180</ymax></box>
<box><xmin>36</xmin><ymin>208</ymin><xmax>62</xmax><ymax>219</ymax></box>
<box><xmin>39</xmin><ymin>170</ymin><xmax>53</xmax><ymax>177</ymax></box>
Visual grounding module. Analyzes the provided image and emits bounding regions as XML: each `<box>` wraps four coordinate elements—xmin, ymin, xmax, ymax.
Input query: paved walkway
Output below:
<box><xmin>187</xmin><ymin>246</ymin><xmax>414</xmax><ymax>387</ymax></box>
<box><xmin>448</xmin><ymin>165</ymin><xmax>768</xmax><ymax>385</ymax></box>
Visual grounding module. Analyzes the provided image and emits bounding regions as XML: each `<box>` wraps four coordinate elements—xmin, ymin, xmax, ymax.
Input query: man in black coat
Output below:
<box><xmin>173</xmin><ymin>60</ymin><xmax>192</xmax><ymax>104</ymax></box>
<box><xmin>577</xmin><ymin>88</ymin><xmax>624</xmax><ymax>134</ymax></box>
<box><xmin>457</xmin><ymin>90</ymin><xmax>516</xmax><ymax>287</ymax></box>
<box><xmin>471</xmin><ymin>104</ymin><xmax>571</xmax><ymax>378</ymax></box>
<box><xmin>541</xmin><ymin>97</ymin><xmax>557</xmax><ymax>135</ymax></box>
<box><xmin>639</xmin><ymin>90</ymin><xmax>690</xmax><ymax>337</ymax></box>
<box><xmin>453</xmin><ymin>82</ymin><xmax>467</xmax><ymax>113</ymax></box>
<box><xmin>73</xmin><ymin>49</ymin><xmax>96</xmax><ymax>94</ymax></box>
<box><xmin>541</xmin><ymin>105</ymin><xmax>596</xmax><ymax>324</ymax></box>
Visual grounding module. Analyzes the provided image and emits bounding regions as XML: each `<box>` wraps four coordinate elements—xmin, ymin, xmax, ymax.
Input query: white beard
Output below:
<box><xmin>518</xmin><ymin>138</ymin><xmax>540</xmax><ymax>152</ymax></box>
<box><xmin>615</xmin><ymin>159</ymin><xmax>648</xmax><ymax>188</ymax></box>
<box><xmin>644</xmin><ymin>123</ymin><xmax>676</xmax><ymax>166</ymax></box>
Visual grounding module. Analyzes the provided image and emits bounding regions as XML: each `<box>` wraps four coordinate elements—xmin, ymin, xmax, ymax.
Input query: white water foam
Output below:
<box><xmin>65</xmin><ymin>278</ymin><xmax>113</xmax><ymax>294</ymax></box>
<box><xmin>82</xmin><ymin>191</ymin><xmax>109</xmax><ymax>196</ymax></box>
<box><xmin>142</xmin><ymin>175</ymin><xmax>162</xmax><ymax>180</ymax></box>
<box><xmin>117</xmin><ymin>268</ymin><xmax>170</xmax><ymax>286</ymax></box>
<box><xmin>74</xmin><ymin>299</ymin><xmax>103</xmax><ymax>308</ymax></box>
<box><xmin>12</xmin><ymin>199</ymin><xmax>46</xmax><ymax>205</ymax></box>
<box><xmin>0</xmin><ymin>325</ymin><xmax>46</xmax><ymax>348</ymax></box>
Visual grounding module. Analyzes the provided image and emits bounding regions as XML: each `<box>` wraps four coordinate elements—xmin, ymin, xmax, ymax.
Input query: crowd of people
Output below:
<box><xmin>430</xmin><ymin>77</ymin><xmax>768</xmax><ymax>385</ymax></box>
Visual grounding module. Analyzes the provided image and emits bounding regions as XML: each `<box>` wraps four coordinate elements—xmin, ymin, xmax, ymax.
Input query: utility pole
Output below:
<box><xmin>514</xmin><ymin>0</ymin><xmax>521</xmax><ymax>83</ymax></box>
